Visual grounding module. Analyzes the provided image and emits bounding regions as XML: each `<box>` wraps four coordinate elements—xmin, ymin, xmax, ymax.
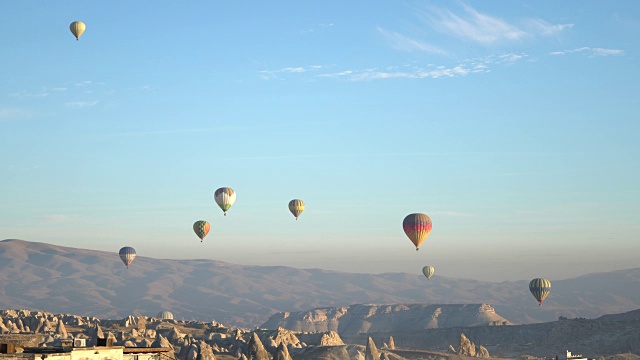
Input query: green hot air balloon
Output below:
<box><xmin>422</xmin><ymin>266</ymin><xmax>435</xmax><ymax>280</ymax></box>
<box><xmin>529</xmin><ymin>278</ymin><xmax>551</xmax><ymax>306</ymax></box>
<box><xmin>214</xmin><ymin>187</ymin><xmax>236</xmax><ymax>216</ymax></box>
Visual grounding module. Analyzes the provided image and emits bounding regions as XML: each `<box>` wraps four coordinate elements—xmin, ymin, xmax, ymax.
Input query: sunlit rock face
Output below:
<box><xmin>261</xmin><ymin>303</ymin><xmax>511</xmax><ymax>336</ymax></box>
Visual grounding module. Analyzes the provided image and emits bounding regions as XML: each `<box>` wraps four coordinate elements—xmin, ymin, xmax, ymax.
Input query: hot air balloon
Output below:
<box><xmin>529</xmin><ymin>278</ymin><xmax>551</xmax><ymax>306</ymax></box>
<box><xmin>157</xmin><ymin>311</ymin><xmax>174</xmax><ymax>320</ymax></box>
<box><xmin>118</xmin><ymin>246</ymin><xmax>136</xmax><ymax>268</ymax></box>
<box><xmin>214</xmin><ymin>187</ymin><xmax>236</xmax><ymax>216</ymax></box>
<box><xmin>288</xmin><ymin>199</ymin><xmax>305</xmax><ymax>220</ymax></box>
<box><xmin>69</xmin><ymin>21</ymin><xmax>86</xmax><ymax>40</ymax></box>
<box><xmin>193</xmin><ymin>220</ymin><xmax>210</xmax><ymax>242</ymax></box>
<box><xmin>422</xmin><ymin>266</ymin><xmax>435</xmax><ymax>280</ymax></box>
<box><xmin>402</xmin><ymin>213</ymin><xmax>432</xmax><ymax>251</ymax></box>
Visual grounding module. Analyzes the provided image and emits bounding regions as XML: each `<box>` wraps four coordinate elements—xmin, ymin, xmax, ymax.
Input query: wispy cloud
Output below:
<box><xmin>9</xmin><ymin>90</ymin><xmax>50</xmax><ymax>98</ymax></box>
<box><xmin>523</xmin><ymin>19</ymin><xmax>574</xmax><ymax>36</ymax></box>
<box><xmin>550</xmin><ymin>47</ymin><xmax>625</xmax><ymax>57</ymax></box>
<box><xmin>377</xmin><ymin>27</ymin><xmax>446</xmax><ymax>54</ymax></box>
<box><xmin>415</xmin><ymin>3</ymin><xmax>572</xmax><ymax>45</ymax></box>
<box><xmin>0</xmin><ymin>107</ymin><xmax>34</xmax><ymax>121</ymax></box>
<box><xmin>259</xmin><ymin>65</ymin><xmax>323</xmax><ymax>79</ymax></box>
<box><xmin>300</xmin><ymin>23</ymin><xmax>334</xmax><ymax>34</ymax></box>
<box><xmin>275</xmin><ymin>53</ymin><xmax>525</xmax><ymax>82</ymax></box>
<box><xmin>65</xmin><ymin>100</ymin><xmax>99</xmax><ymax>109</ymax></box>
<box><xmin>420</xmin><ymin>4</ymin><xmax>527</xmax><ymax>44</ymax></box>
<box><xmin>8</xmin><ymin>81</ymin><xmax>103</xmax><ymax>99</ymax></box>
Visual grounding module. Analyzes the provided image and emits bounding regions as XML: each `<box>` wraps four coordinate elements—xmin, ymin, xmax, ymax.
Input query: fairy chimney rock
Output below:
<box><xmin>366</xmin><ymin>337</ymin><xmax>381</xmax><ymax>360</ymax></box>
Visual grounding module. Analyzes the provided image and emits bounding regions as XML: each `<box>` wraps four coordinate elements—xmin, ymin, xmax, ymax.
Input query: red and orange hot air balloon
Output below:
<box><xmin>403</xmin><ymin>213</ymin><xmax>432</xmax><ymax>251</ymax></box>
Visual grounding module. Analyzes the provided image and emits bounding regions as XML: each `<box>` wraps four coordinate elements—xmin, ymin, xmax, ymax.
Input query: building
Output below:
<box><xmin>0</xmin><ymin>339</ymin><xmax>172</xmax><ymax>360</ymax></box>
<box><xmin>556</xmin><ymin>350</ymin><xmax>588</xmax><ymax>360</ymax></box>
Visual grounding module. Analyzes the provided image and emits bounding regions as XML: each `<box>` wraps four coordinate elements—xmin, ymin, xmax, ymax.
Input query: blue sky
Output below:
<box><xmin>1</xmin><ymin>1</ymin><xmax>639</xmax><ymax>281</ymax></box>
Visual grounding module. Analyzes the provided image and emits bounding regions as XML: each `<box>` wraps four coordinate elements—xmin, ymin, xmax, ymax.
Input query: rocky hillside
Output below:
<box><xmin>0</xmin><ymin>309</ymin><xmax>499</xmax><ymax>360</ymax></box>
<box><xmin>1</xmin><ymin>239</ymin><xmax>640</xmax><ymax>327</ymax></box>
<box><xmin>351</xmin><ymin>309</ymin><xmax>640</xmax><ymax>358</ymax></box>
<box><xmin>261</xmin><ymin>304</ymin><xmax>511</xmax><ymax>336</ymax></box>
<box><xmin>0</xmin><ymin>308</ymin><xmax>639</xmax><ymax>359</ymax></box>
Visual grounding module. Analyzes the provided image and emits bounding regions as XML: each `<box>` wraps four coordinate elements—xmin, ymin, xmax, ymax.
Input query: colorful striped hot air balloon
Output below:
<box><xmin>118</xmin><ymin>246</ymin><xmax>136</xmax><ymax>268</ymax></box>
<box><xmin>403</xmin><ymin>213</ymin><xmax>432</xmax><ymax>251</ymax></box>
<box><xmin>214</xmin><ymin>187</ymin><xmax>236</xmax><ymax>216</ymax></box>
<box><xmin>422</xmin><ymin>266</ymin><xmax>435</xmax><ymax>280</ymax></box>
<box><xmin>193</xmin><ymin>220</ymin><xmax>210</xmax><ymax>242</ymax></box>
<box><xmin>529</xmin><ymin>278</ymin><xmax>552</xmax><ymax>306</ymax></box>
<box><xmin>288</xmin><ymin>199</ymin><xmax>305</xmax><ymax>220</ymax></box>
<box><xmin>69</xmin><ymin>21</ymin><xmax>86</xmax><ymax>40</ymax></box>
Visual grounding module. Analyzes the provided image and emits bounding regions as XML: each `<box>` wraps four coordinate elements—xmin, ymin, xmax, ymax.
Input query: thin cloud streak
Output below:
<box><xmin>259</xmin><ymin>65</ymin><xmax>323</xmax><ymax>79</ymax></box>
<box><xmin>420</xmin><ymin>3</ymin><xmax>526</xmax><ymax>44</ymax></box>
<box><xmin>65</xmin><ymin>101</ymin><xmax>99</xmax><ymax>109</ymax></box>
<box><xmin>377</xmin><ymin>27</ymin><xmax>446</xmax><ymax>54</ymax></box>
<box><xmin>523</xmin><ymin>19</ymin><xmax>574</xmax><ymax>36</ymax></box>
<box><xmin>315</xmin><ymin>53</ymin><xmax>525</xmax><ymax>81</ymax></box>
<box><xmin>550</xmin><ymin>47</ymin><xmax>625</xmax><ymax>57</ymax></box>
<box><xmin>414</xmin><ymin>3</ymin><xmax>572</xmax><ymax>45</ymax></box>
<box><xmin>0</xmin><ymin>107</ymin><xmax>35</xmax><ymax>122</ymax></box>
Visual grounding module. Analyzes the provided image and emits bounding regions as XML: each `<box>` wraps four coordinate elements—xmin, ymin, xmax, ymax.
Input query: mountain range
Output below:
<box><xmin>1</xmin><ymin>239</ymin><xmax>639</xmax><ymax>327</ymax></box>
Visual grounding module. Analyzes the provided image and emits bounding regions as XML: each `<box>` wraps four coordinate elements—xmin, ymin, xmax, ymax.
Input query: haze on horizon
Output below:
<box><xmin>1</xmin><ymin>1</ymin><xmax>639</xmax><ymax>282</ymax></box>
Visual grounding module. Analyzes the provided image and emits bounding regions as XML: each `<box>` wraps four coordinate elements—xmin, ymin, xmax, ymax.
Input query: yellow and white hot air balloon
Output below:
<box><xmin>288</xmin><ymin>199</ymin><xmax>305</xmax><ymax>220</ymax></box>
<box><xmin>69</xmin><ymin>21</ymin><xmax>86</xmax><ymax>41</ymax></box>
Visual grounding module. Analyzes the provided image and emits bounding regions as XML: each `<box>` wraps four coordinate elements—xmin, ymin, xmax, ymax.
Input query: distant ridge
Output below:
<box><xmin>261</xmin><ymin>303</ymin><xmax>512</xmax><ymax>336</ymax></box>
<box><xmin>1</xmin><ymin>239</ymin><xmax>639</xmax><ymax>327</ymax></box>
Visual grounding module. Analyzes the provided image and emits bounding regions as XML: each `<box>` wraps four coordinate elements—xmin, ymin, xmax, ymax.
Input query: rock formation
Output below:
<box><xmin>458</xmin><ymin>333</ymin><xmax>476</xmax><ymax>357</ymax></box>
<box><xmin>477</xmin><ymin>345</ymin><xmax>490</xmax><ymax>358</ymax></box>
<box><xmin>366</xmin><ymin>336</ymin><xmax>381</xmax><ymax>360</ymax></box>
<box><xmin>321</xmin><ymin>331</ymin><xmax>344</xmax><ymax>346</ymax></box>
<box><xmin>261</xmin><ymin>304</ymin><xmax>511</xmax><ymax>336</ymax></box>
<box><xmin>56</xmin><ymin>320</ymin><xmax>68</xmax><ymax>338</ymax></box>
<box><xmin>1</xmin><ymin>306</ymin><xmax>640</xmax><ymax>359</ymax></box>
<box><xmin>274</xmin><ymin>343</ymin><xmax>293</xmax><ymax>360</ymax></box>
<box><xmin>388</xmin><ymin>336</ymin><xmax>395</xmax><ymax>350</ymax></box>
<box><xmin>247</xmin><ymin>332</ymin><xmax>270</xmax><ymax>360</ymax></box>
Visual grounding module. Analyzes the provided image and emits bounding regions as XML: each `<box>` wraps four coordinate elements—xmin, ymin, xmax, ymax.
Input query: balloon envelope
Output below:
<box><xmin>193</xmin><ymin>220</ymin><xmax>210</xmax><ymax>242</ymax></box>
<box><xmin>69</xmin><ymin>21</ymin><xmax>86</xmax><ymax>40</ymax></box>
<box><xmin>288</xmin><ymin>199</ymin><xmax>305</xmax><ymax>219</ymax></box>
<box><xmin>529</xmin><ymin>278</ymin><xmax>551</xmax><ymax>305</ymax></box>
<box><xmin>118</xmin><ymin>246</ymin><xmax>136</xmax><ymax>268</ymax></box>
<box><xmin>214</xmin><ymin>187</ymin><xmax>236</xmax><ymax>215</ymax></box>
<box><xmin>422</xmin><ymin>266</ymin><xmax>435</xmax><ymax>280</ymax></box>
<box><xmin>403</xmin><ymin>213</ymin><xmax>432</xmax><ymax>250</ymax></box>
<box><xmin>157</xmin><ymin>311</ymin><xmax>174</xmax><ymax>320</ymax></box>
